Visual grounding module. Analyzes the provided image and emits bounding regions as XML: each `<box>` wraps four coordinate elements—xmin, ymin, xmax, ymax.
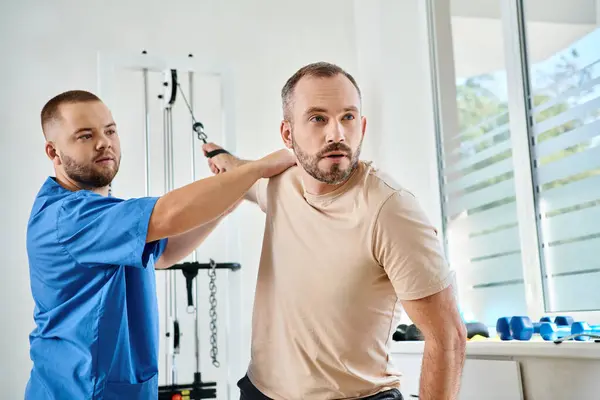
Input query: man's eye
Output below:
<box><xmin>78</xmin><ymin>135</ymin><xmax>92</xmax><ymax>140</ymax></box>
<box><xmin>106</xmin><ymin>129</ymin><xmax>116</xmax><ymax>135</ymax></box>
<box><xmin>311</xmin><ymin>115</ymin><xmax>326</xmax><ymax>123</ymax></box>
<box><xmin>343</xmin><ymin>114</ymin><xmax>355</xmax><ymax>120</ymax></box>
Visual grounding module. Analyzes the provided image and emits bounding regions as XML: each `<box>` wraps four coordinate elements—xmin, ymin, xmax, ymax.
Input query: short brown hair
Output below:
<box><xmin>281</xmin><ymin>62</ymin><xmax>361</xmax><ymax>121</ymax></box>
<box><xmin>41</xmin><ymin>90</ymin><xmax>102</xmax><ymax>136</ymax></box>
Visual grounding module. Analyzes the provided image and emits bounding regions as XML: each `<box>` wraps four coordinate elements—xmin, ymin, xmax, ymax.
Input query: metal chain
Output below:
<box><xmin>208</xmin><ymin>259</ymin><xmax>220</xmax><ymax>368</ymax></box>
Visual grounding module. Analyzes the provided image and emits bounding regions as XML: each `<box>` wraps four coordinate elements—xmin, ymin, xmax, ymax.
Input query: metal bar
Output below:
<box><xmin>162</xmin><ymin>107</ymin><xmax>172</xmax><ymax>385</ymax></box>
<box><xmin>167</xmin><ymin>108</ymin><xmax>178</xmax><ymax>320</ymax></box>
<box><xmin>188</xmin><ymin>62</ymin><xmax>201</xmax><ymax>375</ymax></box>
<box><xmin>165</xmin><ymin>262</ymin><xmax>242</xmax><ymax>271</ymax></box>
<box><xmin>143</xmin><ymin>67</ymin><xmax>150</xmax><ymax>197</ymax></box>
<box><xmin>165</xmin><ymin>106</ymin><xmax>178</xmax><ymax>385</ymax></box>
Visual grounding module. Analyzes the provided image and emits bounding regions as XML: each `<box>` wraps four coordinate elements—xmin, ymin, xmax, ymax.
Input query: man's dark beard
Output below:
<box><xmin>61</xmin><ymin>152</ymin><xmax>119</xmax><ymax>189</ymax></box>
<box><xmin>292</xmin><ymin>135</ymin><xmax>361</xmax><ymax>185</ymax></box>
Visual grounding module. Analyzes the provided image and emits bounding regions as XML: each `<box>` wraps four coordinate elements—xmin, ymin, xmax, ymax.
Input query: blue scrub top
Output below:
<box><xmin>25</xmin><ymin>177</ymin><xmax>168</xmax><ymax>399</ymax></box>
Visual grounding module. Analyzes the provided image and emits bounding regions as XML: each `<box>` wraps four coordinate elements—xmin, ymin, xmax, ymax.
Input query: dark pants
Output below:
<box><xmin>238</xmin><ymin>375</ymin><xmax>404</xmax><ymax>400</ymax></box>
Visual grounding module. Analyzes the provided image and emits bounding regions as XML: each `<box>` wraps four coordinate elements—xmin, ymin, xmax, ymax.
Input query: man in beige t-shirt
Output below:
<box><xmin>204</xmin><ymin>62</ymin><xmax>466</xmax><ymax>400</ymax></box>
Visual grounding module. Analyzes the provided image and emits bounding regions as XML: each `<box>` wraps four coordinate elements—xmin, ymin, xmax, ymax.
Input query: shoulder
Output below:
<box><xmin>358</xmin><ymin>161</ymin><xmax>433</xmax><ymax>228</ymax></box>
<box><xmin>264</xmin><ymin>165</ymin><xmax>303</xmax><ymax>191</ymax></box>
<box><xmin>359</xmin><ymin>161</ymin><xmax>416</xmax><ymax>207</ymax></box>
<box><xmin>362</xmin><ymin>161</ymin><xmax>409</xmax><ymax>193</ymax></box>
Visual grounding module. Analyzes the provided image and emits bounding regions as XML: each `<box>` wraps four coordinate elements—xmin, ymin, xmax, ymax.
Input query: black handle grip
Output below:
<box><xmin>173</xmin><ymin>320</ymin><xmax>180</xmax><ymax>352</ymax></box>
<box><xmin>205</xmin><ymin>148</ymin><xmax>230</xmax><ymax>158</ymax></box>
<box><xmin>181</xmin><ymin>267</ymin><xmax>199</xmax><ymax>312</ymax></box>
<box><xmin>185</xmin><ymin>277</ymin><xmax>194</xmax><ymax>309</ymax></box>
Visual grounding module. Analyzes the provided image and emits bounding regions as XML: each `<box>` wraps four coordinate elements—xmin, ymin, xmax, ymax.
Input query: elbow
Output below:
<box><xmin>426</xmin><ymin>321</ymin><xmax>467</xmax><ymax>352</ymax></box>
<box><xmin>147</xmin><ymin>198</ymin><xmax>173</xmax><ymax>242</ymax></box>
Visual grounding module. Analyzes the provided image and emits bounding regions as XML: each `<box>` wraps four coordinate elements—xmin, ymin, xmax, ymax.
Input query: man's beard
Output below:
<box><xmin>61</xmin><ymin>152</ymin><xmax>119</xmax><ymax>189</ymax></box>
<box><xmin>291</xmin><ymin>133</ymin><xmax>361</xmax><ymax>185</ymax></box>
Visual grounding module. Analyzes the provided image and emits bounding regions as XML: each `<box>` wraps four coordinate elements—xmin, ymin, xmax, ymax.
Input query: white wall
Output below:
<box><xmin>0</xmin><ymin>0</ymin><xmax>360</xmax><ymax>397</ymax></box>
<box><xmin>1</xmin><ymin>0</ymin><xmax>442</xmax><ymax>397</ymax></box>
<box><xmin>354</xmin><ymin>0</ymin><xmax>443</xmax><ymax>231</ymax></box>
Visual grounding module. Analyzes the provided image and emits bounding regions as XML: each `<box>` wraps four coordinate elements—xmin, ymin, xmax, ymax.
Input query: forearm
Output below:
<box><xmin>155</xmin><ymin>218</ymin><xmax>222</xmax><ymax>269</ymax></box>
<box><xmin>148</xmin><ymin>162</ymin><xmax>261</xmax><ymax>242</ymax></box>
<box><xmin>218</xmin><ymin>157</ymin><xmax>262</xmax><ymax>204</ymax></box>
<box><xmin>418</xmin><ymin>338</ymin><xmax>466</xmax><ymax>399</ymax></box>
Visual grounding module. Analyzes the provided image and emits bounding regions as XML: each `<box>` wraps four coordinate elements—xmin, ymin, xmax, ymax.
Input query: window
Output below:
<box><xmin>438</xmin><ymin>0</ymin><xmax>527</xmax><ymax>326</ymax></box>
<box><xmin>429</xmin><ymin>0</ymin><xmax>600</xmax><ymax>325</ymax></box>
<box><xmin>522</xmin><ymin>4</ymin><xmax>600</xmax><ymax>312</ymax></box>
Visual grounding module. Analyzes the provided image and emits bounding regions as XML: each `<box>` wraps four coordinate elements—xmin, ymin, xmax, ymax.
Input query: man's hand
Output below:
<box><xmin>203</xmin><ymin>142</ymin><xmax>296</xmax><ymax>179</ymax></box>
<box><xmin>203</xmin><ymin>143</ymin><xmax>242</xmax><ymax>174</ymax></box>
<box><xmin>255</xmin><ymin>149</ymin><xmax>296</xmax><ymax>178</ymax></box>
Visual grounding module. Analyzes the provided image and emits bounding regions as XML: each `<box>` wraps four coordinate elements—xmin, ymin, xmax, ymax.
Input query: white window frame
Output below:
<box><xmin>427</xmin><ymin>0</ymin><xmax>600</xmax><ymax>325</ymax></box>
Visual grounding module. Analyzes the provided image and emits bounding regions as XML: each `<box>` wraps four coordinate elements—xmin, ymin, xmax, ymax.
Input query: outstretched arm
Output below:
<box><xmin>148</xmin><ymin>147</ymin><xmax>294</xmax><ymax>242</ymax></box>
<box><xmin>373</xmin><ymin>190</ymin><xmax>466</xmax><ymax>399</ymax></box>
<box><xmin>203</xmin><ymin>143</ymin><xmax>270</xmax><ymax>211</ymax></box>
<box><xmin>154</xmin><ymin>216</ymin><xmax>220</xmax><ymax>269</ymax></box>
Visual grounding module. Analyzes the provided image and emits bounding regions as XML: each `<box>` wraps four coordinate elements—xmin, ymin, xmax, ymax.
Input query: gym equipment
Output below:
<box><xmin>571</xmin><ymin>322</ymin><xmax>600</xmax><ymax>341</ymax></box>
<box><xmin>539</xmin><ymin>322</ymin><xmax>571</xmax><ymax>341</ymax></box>
<box><xmin>496</xmin><ymin>315</ymin><xmax>572</xmax><ymax>341</ymax></box>
<box><xmin>496</xmin><ymin>317</ymin><xmax>512</xmax><ymax>340</ymax></box>
<box><xmin>533</xmin><ymin>316</ymin><xmax>552</xmax><ymax>334</ymax></box>
<box><xmin>538</xmin><ymin>317</ymin><xmax>573</xmax><ymax>341</ymax></box>
<box><xmin>405</xmin><ymin>324</ymin><xmax>424</xmax><ymax>341</ymax></box>
<box><xmin>392</xmin><ymin>324</ymin><xmax>408</xmax><ymax>341</ymax></box>
<box><xmin>554</xmin><ymin>316</ymin><xmax>574</xmax><ymax>326</ymax></box>
<box><xmin>466</xmin><ymin>322</ymin><xmax>489</xmax><ymax>339</ymax></box>
<box><xmin>391</xmin><ymin>324</ymin><xmax>423</xmax><ymax>341</ymax></box>
<box><xmin>158</xmin><ymin>261</ymin><xmax>240</xmax><ymax>399</ymax></box>
<box><xmin>510</xmin><ymin>316</ymin><xmax>534</xmax><ymax>341</ymax></box>
<box><xmin>136</xmin><ymin>50</ymin><xmax>240</xmax><ymax>399</ymax></box>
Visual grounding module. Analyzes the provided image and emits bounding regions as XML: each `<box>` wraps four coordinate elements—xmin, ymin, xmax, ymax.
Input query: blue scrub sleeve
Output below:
<box><xmin>57</xmin><ymin>192</ymin><xmax>168</xmax><ymax>268</ymax></box>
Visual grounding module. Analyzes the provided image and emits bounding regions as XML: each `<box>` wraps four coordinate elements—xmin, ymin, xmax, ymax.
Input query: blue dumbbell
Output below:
<box><xmin>554</xmin><ymin>316</ymin><xmax>574</xmax><ymax>326</ymax></box>
<box><xmin>510</xmin><ymin>316</ymin><xmax>534</xmax><ymax>340</ymax></box>
<box><xmin>496</xmin><ymin>317</ymin><xmax>512</xmax><ymax>340</ymax></box>
<box><xmin>533</xmin><ymin>316</ymin><xmax>553</xmax><ymax>334</ymax></box>
<box><xmin>571</xmin><ymin>322</ymin><xmax>600</xmax><ymax>341</ymax></box>
<box><xmin>539</xmin><ymin>322</ymin><xmax>571</xmax><ymax>341</ymax></box>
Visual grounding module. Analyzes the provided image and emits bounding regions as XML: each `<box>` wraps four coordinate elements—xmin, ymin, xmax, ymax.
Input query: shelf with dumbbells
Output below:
<box><xmin>496</xmin><ymin>315</ymin><xmax>600</xmax><ymax>343</ymax></box>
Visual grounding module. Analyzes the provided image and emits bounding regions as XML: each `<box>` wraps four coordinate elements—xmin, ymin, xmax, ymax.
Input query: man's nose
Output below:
<box><xmin>96</xmin><ymin>133</ymin><xmax>112</xmax><ymax>150</ymax></box>
<box><xmin>326</xmin><ymin>122</ymin><xmax>346</xmax><ymax>143</ymax></box>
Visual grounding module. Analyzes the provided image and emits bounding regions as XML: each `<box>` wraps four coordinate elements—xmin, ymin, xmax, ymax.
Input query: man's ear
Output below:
<box><xmin>361</xmin><ymin>115</ymin><xmax>367</xmax><ymax>138</ymax></box>
<box><xmin>280</xmin><ymin>120</ymin><xmax>293</xmax><ymax>149</ymax></box>
<box><xmin>45</xmin><ymin>142</ymin><xmax>61</xmax><ymax>166</ymax></box>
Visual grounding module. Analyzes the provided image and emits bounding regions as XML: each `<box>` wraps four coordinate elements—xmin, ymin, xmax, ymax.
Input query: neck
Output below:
<box><xmin>55</xmin><ymin>171</ymin><xmax>110</xmax><ymax>196</ymax></box>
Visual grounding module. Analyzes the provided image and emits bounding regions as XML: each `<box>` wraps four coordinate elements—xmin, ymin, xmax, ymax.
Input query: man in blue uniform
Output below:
<box><xmin>25</xmin><ymin>90</ymin><xmax>295</xmax><ymax>399</ymax></box>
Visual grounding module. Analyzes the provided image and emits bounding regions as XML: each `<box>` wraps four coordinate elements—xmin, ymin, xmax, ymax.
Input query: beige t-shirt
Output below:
<box><xmin>246</xmin><ymin>161</ymin><xmax>453</xmax><ymax>400</ymax></box>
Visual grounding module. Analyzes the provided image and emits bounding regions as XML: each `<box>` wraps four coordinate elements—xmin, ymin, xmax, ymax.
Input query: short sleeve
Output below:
<box><xmin>57</xmin><ymin>193</ymin><xmax>168</xmax><ymax>269</ymax></box>
<box><xmin>249</xmin><ymin>178</ymin><xmax>269</xmax><ymax>212</ymax></box>
<box><xmin>372</xmin><ymin>190</ymin><xmax>454</xmax><ymax>300</ymax></box>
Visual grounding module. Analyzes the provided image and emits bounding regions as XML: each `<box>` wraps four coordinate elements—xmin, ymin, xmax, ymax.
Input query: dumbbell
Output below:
<box><xmin>496</xmin><ymin>316</ymin><xmax>543</xmax><ymax>340</ymax></box>
<box><xmin>571</xmin><ymin>322</ymin><xmax>600</xmax><ymax>341</ymax></box>
<box><xmin>392</xmin><ymin>324</ymin><xmax>409</xmax><ymax>341</ymax></box>
<box><xmin>538</xmin><ymin>317</ymin><xmax>575</xmax><ymax>341</ymax></box>
<box><xmin>496</xmin><ymin>317</ymin><xmax>513</xmax><ymax>340</ymax></box>
<box><xmin>533</xmin><ymin>316</ymin><xmax>552</xmax><ymax>334</ymax></box>
<box><xmin>497</xmin><ymin>316</ymin><xmax>568</xmax><ymax>340</ymax></box>
<box><xmin>497</xmin><ymin>316</ymin><xmax>535</xmax><ymax>340</ymax></box>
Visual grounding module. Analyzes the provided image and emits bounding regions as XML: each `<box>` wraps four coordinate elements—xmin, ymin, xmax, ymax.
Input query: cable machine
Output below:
<box><xmin>137</xmin><ymin>51</ymin><xmax>239</xmax><ymax>400</ymax></box>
